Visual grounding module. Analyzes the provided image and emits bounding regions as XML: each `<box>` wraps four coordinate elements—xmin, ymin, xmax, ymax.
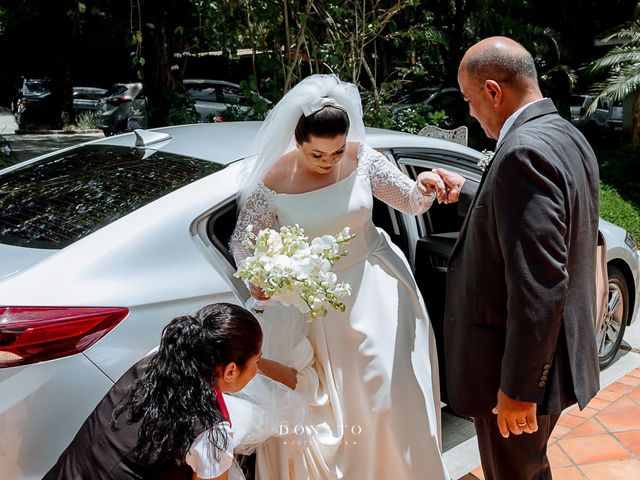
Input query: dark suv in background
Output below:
<box><xmin>94</xmin><ymin>83</ymin><xmax>144</xmax><ymax>136</ymax></box>
<box><xmin>13</xmin><ymin>79</ymin><xmax>58</xmax><ymax>129</ymax></box>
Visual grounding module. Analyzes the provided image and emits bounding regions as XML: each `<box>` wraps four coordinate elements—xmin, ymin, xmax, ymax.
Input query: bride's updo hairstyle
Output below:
<box><xmin>239</xmin><ymin>75</ymin><xmax>365</xmax><ymax>206</ymax></box>
<box><xmin>294</xmin><ymin>105</ymin><xmax>350</xmax><ymax>144</ymax></box>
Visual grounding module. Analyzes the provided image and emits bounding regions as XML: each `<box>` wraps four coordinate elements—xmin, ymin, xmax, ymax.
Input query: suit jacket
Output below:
<box><xmin>444</xmin><ymin>98</ymin><xmax>600</xmax><ymax>417</ymax></box>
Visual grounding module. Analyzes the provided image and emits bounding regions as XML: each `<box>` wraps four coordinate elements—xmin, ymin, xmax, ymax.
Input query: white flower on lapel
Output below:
<box><xmin>477</xmin><ymin>149</ymin><xmax>495</xmax><ymax>172</ymax></box>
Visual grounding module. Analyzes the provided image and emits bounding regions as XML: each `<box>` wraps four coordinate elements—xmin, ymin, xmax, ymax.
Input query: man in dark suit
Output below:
<box><xmin>433</xmin><ymin>37</ymin><xmax>601</xmax><ymax>479</ymax></box>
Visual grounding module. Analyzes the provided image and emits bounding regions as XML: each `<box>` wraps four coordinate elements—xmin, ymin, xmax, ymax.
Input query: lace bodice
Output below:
<box><xmin>230</xmin><ymin>143</ymin><xmax>434</xmax><ymax>263</ymax></box>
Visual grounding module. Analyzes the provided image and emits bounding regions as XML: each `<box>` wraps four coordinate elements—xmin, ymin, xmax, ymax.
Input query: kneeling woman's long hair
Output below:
<box><xmin>113</xmin><ymin>303</ymin><xmax>262</xmax><ymax>466</ymax></box>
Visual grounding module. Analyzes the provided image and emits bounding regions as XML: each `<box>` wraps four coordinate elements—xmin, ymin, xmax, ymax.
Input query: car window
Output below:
<box><xmin>187</xmin><ymin>85</ymin><xmax>221</xmax><ymax>103</ymax></box>
<box><xmin>105</xmin><ymin>85</ymin><xmax>128</xmax><ymax>98</ymax></box>
<box><xmin>570</xmin><ymin>95</ymin><xmax>587</xmax><ymax>107</ymax></box>
<box><xmin>0</xmin><ymin>145</ymin><xmax>224</xmax><ymax>249</ymax></box>
<box><xmin>23</xmin><ymin>81</ymin><xmax>51</xmax><ymax>95</ymax></box>
<box><xmin>221</xmin><ymin>86</ymin><xmax>248</xmax><ymax>106</ymax></box>
<box><xmin>396</xmin><ymin>151</ymin><xmax>481</xmax><ymax>238</ymax></box>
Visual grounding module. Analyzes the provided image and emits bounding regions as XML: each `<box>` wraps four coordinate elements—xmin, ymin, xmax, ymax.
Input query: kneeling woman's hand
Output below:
<box><xmin>257</xmin><ymin>358</ymin><xmax>298</xmax><ymax>390</ymax></box>
<box><xmin>249</xmin><ymin>283</ymin><xmax>271</xmax><ymax>301</ymax></box>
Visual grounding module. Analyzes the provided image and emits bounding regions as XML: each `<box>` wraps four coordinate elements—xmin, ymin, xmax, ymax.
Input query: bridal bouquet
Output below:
<box><xmin>234</xmin><ymin>225</ymin><xmax>354</xmax><ymax>318</ymax></box>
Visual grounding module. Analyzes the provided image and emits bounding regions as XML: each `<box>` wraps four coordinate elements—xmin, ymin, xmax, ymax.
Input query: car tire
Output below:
<box><xmin>597</xmin><ymin>265</ymin><xmax>629</xmax><ymax>369</ymax></box>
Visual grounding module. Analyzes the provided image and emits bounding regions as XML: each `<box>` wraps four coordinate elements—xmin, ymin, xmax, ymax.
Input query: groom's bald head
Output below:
<box><xmin>460</xmin><ymin>37</ymin><xmax>539</xmax><ymax>89</ymax></box>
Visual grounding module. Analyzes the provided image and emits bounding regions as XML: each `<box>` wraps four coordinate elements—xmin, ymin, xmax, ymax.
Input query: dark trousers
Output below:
<box><xmin>474</xmin><ymin>414</ymin><xmax>560</xmax><ymax>480</ymax></box>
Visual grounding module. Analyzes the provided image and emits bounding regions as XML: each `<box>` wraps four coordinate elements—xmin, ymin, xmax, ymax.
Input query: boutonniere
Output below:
<box><xmin>477</xmin><ymin>149</ymin><xmax>495</xmax><ymax>172</ymax></box>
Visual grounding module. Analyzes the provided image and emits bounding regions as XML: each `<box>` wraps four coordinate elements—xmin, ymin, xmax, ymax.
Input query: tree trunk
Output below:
<box><xmin>139</xmin><ymin>0</ymin><xmax>194</xmax><ymax>128</ymax></box>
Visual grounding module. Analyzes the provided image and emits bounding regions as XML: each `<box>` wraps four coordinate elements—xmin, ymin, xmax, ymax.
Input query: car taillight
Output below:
<box><xmin>107</xmin><ymin>97</ymin><xmax>132</xmax><ymax>105</ymax></box>
<box><xmin>0</xmin><ymin>307</ymin><xmax>128</xmax><ymax>368</ymax></box>
<box><xmin>579</xmin><ymin>107</ymin><xmax>586</xmax><ymax>117</ymax></box>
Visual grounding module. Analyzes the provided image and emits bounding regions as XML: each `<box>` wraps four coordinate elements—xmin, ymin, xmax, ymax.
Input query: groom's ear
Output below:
<box><xmin>484</xmin><ymin>80</ymin><xmax>502</xmax><ymax>105</ymax></box>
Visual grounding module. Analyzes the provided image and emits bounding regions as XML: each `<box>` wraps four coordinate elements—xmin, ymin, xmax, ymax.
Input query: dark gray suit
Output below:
<box><xmin>444</xmin><ymin>99</ymin><xmax>600</xmax><ymax>479</ymax></box>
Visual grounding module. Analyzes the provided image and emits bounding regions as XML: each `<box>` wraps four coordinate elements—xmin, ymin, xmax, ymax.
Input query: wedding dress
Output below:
<box><xmin>229</xmin><ymin>143</ymin><xmax>449</xmax><ymax>479</ymax></box>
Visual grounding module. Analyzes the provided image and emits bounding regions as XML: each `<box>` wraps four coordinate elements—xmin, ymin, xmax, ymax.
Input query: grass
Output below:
<box><xmin>596</xmin><ymin>143</ymin><xmax>640</xmax><ymax>240</ymax></box>
<box><xmin>600</xmin><ymin>183</ymin><xmax>640</xmax><ymax>240</ymax></box>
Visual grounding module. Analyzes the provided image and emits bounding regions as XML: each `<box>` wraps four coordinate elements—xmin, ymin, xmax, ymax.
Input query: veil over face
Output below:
<box><xmin>238</xmin><ymin>74</ymin><xmax>366</xmax><ymax>206</ymax></box>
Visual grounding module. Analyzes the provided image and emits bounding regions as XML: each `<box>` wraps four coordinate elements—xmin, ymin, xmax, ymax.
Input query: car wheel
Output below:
<box><xmin>596</xmin><ymin>265</ymin><xmax>629</xmax><ymax>369</ymax></box>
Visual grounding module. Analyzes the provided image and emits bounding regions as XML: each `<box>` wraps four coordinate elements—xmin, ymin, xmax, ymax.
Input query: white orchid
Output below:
<box><xmin>235</xmin><ymin>225</ymin><xmax>355</xmax><ymax>319</ymax></box>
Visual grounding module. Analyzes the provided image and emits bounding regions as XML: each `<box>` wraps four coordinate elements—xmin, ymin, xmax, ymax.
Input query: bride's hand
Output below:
<box><xmin>250</xmin><ymin>283</ymin><xmax>270</xmax><ymax>301</ymax></box>
<box><xmin>417</xmin><ymin>171</ymin><xmax>447</xmax><ymax>203</ymax></box>
<box><xmin>258</xmin><ymin>358</ymin><xmax>298</xmax><ymax>390</ymax></box>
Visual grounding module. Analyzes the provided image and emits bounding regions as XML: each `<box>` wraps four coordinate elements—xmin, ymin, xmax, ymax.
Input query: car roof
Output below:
<box><xmin>94</xmin><ymin>122</ymin><xmax>483</xmax><ymax>165</ymax></box>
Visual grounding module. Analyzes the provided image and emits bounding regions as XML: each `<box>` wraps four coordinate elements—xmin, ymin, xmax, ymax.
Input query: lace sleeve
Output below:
<box><xmin>230</xmin><ymin>184</ymin><xmax>277</xmax><ymax>264</ymax></box>
<box><xmin>358</xmin><ymin>144</ymin><xmax>435</xmax><ymax>214</ymax></box>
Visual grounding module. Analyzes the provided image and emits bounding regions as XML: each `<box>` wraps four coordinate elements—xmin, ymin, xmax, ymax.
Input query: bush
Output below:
<box><xmin>595</xmin><ymin>143</ymin><xmax>640</xmax><ymax>240</ymax></box>
<box><xmin>600</xmin><ymin>182</ymin><xmax>640</xmax><ymax>240</ymax></box>
<box><xmin>596</xmin><ymin>143</ymin><xmax>640</xmax><ymax>209</ymax></box>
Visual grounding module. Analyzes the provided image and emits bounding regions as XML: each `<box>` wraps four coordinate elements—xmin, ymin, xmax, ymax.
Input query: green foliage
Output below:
<box><xmin>597</xmin><ymin>142</ymin><xmax>640</xmax><ymax>239</ymax></box>
<box><xmin>63</xmin><ymin>111</ymin><xmax>96</xmax><ymax>131</ymax></box>
<box><xmin>165</xmin><ymin>89</ymin><xmax>199</xmax><ymax>126</ymax></box>
<box><xmin>596</xmin><ymin>143</ymin><xmax>640</xmax><ymax>207</ymax></box>
<box><xmin>600</xmin><ymin>183</ymin><xmax>640</xmax><ymax>240</ymax></box>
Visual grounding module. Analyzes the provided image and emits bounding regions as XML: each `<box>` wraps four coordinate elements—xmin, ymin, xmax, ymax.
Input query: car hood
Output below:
<box><xmin>0</xmin><ymin>243</ymin><xmax>57</xmax><ymax>280</ymax></box>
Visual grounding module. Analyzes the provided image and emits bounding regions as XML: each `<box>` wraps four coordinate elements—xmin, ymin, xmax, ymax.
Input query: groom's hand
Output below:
<box><xmin>492</xmin><ymin>389</ymin><xmax>538</xmax><ymax>438</ymax></box>
<box><xmin>417</xmin><ymin>171</ymin><xmax>447</xmax><ymax>203</ymax></box>
<box><xmin>431</xmin><ymin>168</ymin><xmax>466</xmax><ymax>204</ymax></box>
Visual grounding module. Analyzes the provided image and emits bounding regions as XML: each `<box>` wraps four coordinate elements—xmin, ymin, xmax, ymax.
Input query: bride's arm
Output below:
<box><xmin>361</xmin><ymin>144</ymin><xmax>437</xmax><ymax>215</ymax></box>
<box><xmin>230</xmin><ymin>185</ymin><xmax>277</xmax><ymax>300</ymax></box>
<box><xmin>230</xmin><ymin>184</ymin><xmax>277</xmax><ymax>263</ymax></box>
<box><xmin>257</xmin><ymin>358</ymin><xmax>298</xmax><ymax>390</ymax></box>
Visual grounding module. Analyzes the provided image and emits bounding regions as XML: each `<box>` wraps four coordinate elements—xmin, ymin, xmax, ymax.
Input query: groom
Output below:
<box><xmin>431</xmin><ymin>37</ymin><xmax>601</xmax><ymax>479</ymax></box>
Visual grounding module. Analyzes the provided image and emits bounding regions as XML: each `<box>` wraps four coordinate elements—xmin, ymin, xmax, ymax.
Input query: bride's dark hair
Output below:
<box><xmin>295</xmin><ymin>105</ymin><xmax>350</xmax><ymax>144</ymax></box>
<box><xmin>112</xmin><ymin>303</ymin><xmax>262</xmax><ymax>466</ymax></box>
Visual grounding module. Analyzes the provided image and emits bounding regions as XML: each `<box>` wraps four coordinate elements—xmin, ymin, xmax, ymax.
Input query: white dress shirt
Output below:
<box><xmin>496</xmin><ymin>98</ymin><xmax>546</xmax><ymax>147</ymax></box>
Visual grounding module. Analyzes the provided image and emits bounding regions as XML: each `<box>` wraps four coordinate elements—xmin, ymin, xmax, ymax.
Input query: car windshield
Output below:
<box><xmin>570</xmin><ymin>95</ymin><xmax>594</xmax><ymax>108</ymax></box>
<box><xmin>105</xmin><ymin>85</ymin><xmax>129</xmax><ymax>98</ymax></box>
<box><xmin>0</xmin><ymin>145</ymin><xmax>224</xmax><ymax>249</ymax></box>
<box><xmin>187</xmin><ymin>84</ymin><xmax>220</xmax><ymax>102</ymax></box>
<box><xmin>23</xmin><ymin>81</ymin><xmax>51</xmax><ymax>95</ymax></box>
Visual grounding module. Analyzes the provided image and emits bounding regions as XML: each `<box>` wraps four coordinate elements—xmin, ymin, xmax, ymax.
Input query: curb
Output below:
<box><xmin>14</xmin><ymin>129</ymin><xmax>103</xmax><ymax>135</ymax></box>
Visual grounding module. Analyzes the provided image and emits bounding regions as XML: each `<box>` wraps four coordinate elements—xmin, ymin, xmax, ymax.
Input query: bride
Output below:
<box><xmin>229</xmin><ymin>74</ymin><xmax>450</xmax><ymax>479</ymax></box>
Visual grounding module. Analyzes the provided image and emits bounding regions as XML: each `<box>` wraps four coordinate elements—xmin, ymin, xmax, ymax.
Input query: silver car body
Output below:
<box><xmin>1</xmin><ymin>123</ymin><xmax>638</xmax><ymax>479</ymax></box>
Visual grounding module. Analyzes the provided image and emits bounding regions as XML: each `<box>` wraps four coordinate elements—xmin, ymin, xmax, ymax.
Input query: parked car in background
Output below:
<box><xmin>72</xmin><ymin>87</ymin><xmax>107</xmax><ymax>116</ymax></box>
<box><xmin>389</xmin><ymin>85</ymin><xmax>491</xmax><ymax>149</ymax></box>
<box><xmin>570</xmin><ymin>94</ymin><xmax>614</xmax><ymax>137</ymax></box>
<box><xmin>184</xmin><ymin>78</ymin><xmax>271</xmax><ymax>121</ymax></box>
<box><xmin>14</xmin><ymin>78</ymin><xmax>59</xmax><ymax>129</ymax></box>
<box><xmin>94</xmin><ymin>82</ymin><xmax>144</xmax><ymax>136</ymax></box>
<box><xmin>14</xmin><ymin>80</ymin><xmax>108</xmax><ymax>129</ymax></box>
<box><xmin>607</xmin><ymin>100</ymin><xmax>624</xmax><ymax>135</ymax></box>
<box><xmin>391</xmin><ymin>87</ymin><xmax>466</xmax><ymax>128</ymax></box>
<box><xmin>1</xmin><ymin>123</ymin><xmax>638</xmax><ymax>478</ymax></box>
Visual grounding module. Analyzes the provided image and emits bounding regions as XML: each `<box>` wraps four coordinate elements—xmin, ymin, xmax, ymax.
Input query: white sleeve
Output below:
<box><xmin>359</xmin><ymin>144</ymin><xmax>434</xmax><ymax>214</ymax></box>
<box><xmin>229</xmin><ymin>184</ymin><xmax>277</xmax><ymax>264</ymax></box>
<box><xmin>185</xmin><ymin>423</ymin><xmax>234</xmax><ymax>479</ymax></box>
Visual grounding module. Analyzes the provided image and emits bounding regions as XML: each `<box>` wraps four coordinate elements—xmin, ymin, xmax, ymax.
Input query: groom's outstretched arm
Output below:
<box><xmin>430</xmin><ymin>168</ymin><xmax>477</xmax><ymax>215</ymax></box>
<box><xmin>457</xmin><ymin>180</ymin><xmax>477</xmax><ymax>217</ymax></box>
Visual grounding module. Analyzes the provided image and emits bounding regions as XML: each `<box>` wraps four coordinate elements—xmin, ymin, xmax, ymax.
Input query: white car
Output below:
<box><xmin>1</xmin><ymin>123</ymin><xmax>638</xmax><ymax>479</ymax></box>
